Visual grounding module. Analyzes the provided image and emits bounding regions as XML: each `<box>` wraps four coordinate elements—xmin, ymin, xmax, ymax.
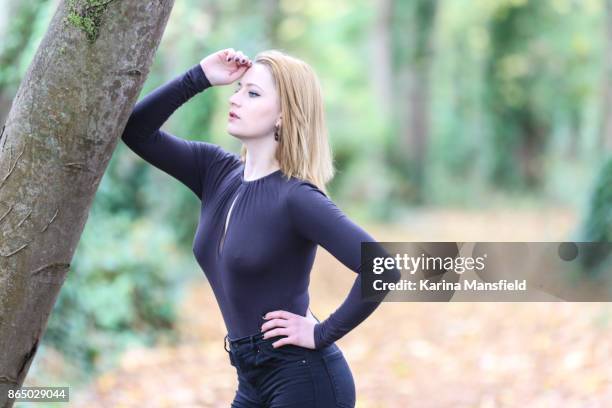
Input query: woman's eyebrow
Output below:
<box><xmin>237</xmin><ymin>81</ymin><xmax>263</xmax><ymax>91</ymax></box>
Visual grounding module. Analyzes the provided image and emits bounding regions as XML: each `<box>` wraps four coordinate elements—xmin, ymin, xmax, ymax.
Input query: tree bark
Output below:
<box><xmin>0</xmin><ymin>1</ymin><xmax>175</xmax><ymax>405</ymax></box>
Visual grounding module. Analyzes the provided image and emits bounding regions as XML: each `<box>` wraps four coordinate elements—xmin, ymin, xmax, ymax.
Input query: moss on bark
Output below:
<box><xmin>64</xmin><ymin>0</ymin><xmax>117</xmax><ymax>43</ymax></box>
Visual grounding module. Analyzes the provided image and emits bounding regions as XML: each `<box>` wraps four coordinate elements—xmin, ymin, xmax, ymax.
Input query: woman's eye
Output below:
<box><xmin>232</xmin><ymin>88</ymin><xmax>258</xmax><ymax>96</ymax></box>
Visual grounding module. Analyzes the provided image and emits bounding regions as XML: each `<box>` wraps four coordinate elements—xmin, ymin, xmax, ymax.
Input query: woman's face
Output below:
<box><xmin>227</xmin><ymin>63</ymin><xmax>280</xmax><ymax>141</ymax></box>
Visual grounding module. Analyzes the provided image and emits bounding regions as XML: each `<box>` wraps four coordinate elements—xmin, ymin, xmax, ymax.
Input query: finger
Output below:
<box><xmin>225</xmin><ymin>48</ymin><xmax>236</xmax><ymax>62</ymax></box>
<box><xmin>233</xmin><ymin>52</ymin><xmax>246</xmax><ymax>64</ymax></box>
<box><xmin>272</xmin><ymin>337</ymin><xmax>292</xmax><ymax>348</ymax></box>
<box><xmin>263</xmin><ymin>328</ymin><xmax>289</xmax><ymax>339</ymax></box>
<box><xmin>236</xmin><ymin>51</ymin><xmax>251</xmax><ymax>65</ymax></box>
<box><xmin>265</xmin><ymin>310</ymin><xmax>292</xmax><ymax>321</ymax></box>
<box><xmin>261</xmin><ymin>317</ymin><xmax>289</xmax><ymax>332</ymax></box>
<box><xmin>237</xmin><ymin>52</ymin><xmax>252</xmax><ymax>66</ymax></box>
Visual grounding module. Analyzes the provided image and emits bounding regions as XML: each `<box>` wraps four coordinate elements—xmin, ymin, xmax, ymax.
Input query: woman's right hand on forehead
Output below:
<box><xmin>199</xmin><ymin>48</ymin><xmax>252</xmax><ymax>86</ymax></box>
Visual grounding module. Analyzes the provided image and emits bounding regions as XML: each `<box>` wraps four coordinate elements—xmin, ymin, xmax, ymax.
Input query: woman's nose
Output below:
<box><xmin>229</xmin><ymin>91</ymin><xmax>241</xmax><ymax>105</ymax></box>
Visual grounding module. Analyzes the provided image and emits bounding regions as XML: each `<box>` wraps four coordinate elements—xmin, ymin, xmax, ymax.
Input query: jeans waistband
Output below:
<box><xmin>224</xmin><ymin>331</ymin><xmax>267</xmax><ymax>352</ymax></box>
<box><xmin>223</xmin><ymin>331</ymin><xmax>341</xmax><ymax>358</ymax></box>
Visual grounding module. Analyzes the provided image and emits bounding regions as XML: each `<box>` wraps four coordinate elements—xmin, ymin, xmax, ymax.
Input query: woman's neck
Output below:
<box><xmin>242</xmin><ymin>138</ymin><xmax>280</xmax><ymax>181</ymax></box>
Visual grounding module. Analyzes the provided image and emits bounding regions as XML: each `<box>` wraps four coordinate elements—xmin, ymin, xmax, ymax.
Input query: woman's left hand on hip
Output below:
<box><xmin>261</xmin><ymin>310</ymin><xmax>316</xmax><ymax>349</ymax></box>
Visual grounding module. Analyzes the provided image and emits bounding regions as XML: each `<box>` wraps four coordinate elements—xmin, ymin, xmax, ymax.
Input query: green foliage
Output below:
<box><xmin>392</xmin><ymin>0</ymin><xmax>437</xmax><ymax>66</ymax></box>
<box><xmin>94</xmin><ymin>145</ymin><xmax>149</xmax><ymax>218</ymax></box>
<box><xmin>44</xmin><ymin>210</ymin><xmax>188</xmax><ymax>373</ymax></box>
<box><xmin>0</xmin><ymin>0</ymin><xmax>50</xmax><ymax>91</ymax></box>
<box><xmin>43</xmin><ymin>150</ymin><xmax>194</xmax><ymax>373</ymax></box>
<box><xmin>0</xmin><ymin>0</ymin><xmax>609</xmax><ymax>389</ymax></box>
<box><xmin>484</xmin><ymin>0</ymin><xmax>555</xmax><ymax>189</ymax></box>
<box><xmin>576</xmin><ymin>156</ymin><xmax>612</xmax><ymax>275</ymax></box>
<box><xmin>0</xmin><ymin>0</ymin><xmax>607</xmax><ymax>217</ymax></box>
<box><xmin>479</xmin><ymin>0</ymin><xmax>603</xmax><ymax>193</ymax></box>
<box><xmin>581</xmin><ymin>158</ymin><xmax>612</xmax><ymax>241</ymax></box>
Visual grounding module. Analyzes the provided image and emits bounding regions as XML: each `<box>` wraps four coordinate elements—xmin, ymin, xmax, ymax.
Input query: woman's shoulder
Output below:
<box><xmin>190</xmin><ymin>141</ymin><xmax>242</xmax><ymax>190</ymax></box>
<box><xmin>282</xmin><ymin>176</ymin><xmax>330</xmax><ymax>210</ymax></box>
<box><xmin>193</xmin><ymin>141</ymin><xmax>242</xmax><ymax>170</ymax></box>
<box><xmin>282</xmin><ymin>175</ymin><xmax>325</xmax><ymax>193</ymax></box>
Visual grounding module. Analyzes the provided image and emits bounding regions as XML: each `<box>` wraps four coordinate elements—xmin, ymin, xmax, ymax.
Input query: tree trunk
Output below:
<box><xmin>394</xmin><ymin>0</ymin><xmax>438</xmax><ymax>202</ymax></box>
<box><xmin>371</xmin><ymin>0</ymin><xmax>393</xmax><ymax>114</ymax></box>
<box><xmin>0</xmin><ymin>1</ymin><xmax>175</xmax><ymax>405</ymax></box>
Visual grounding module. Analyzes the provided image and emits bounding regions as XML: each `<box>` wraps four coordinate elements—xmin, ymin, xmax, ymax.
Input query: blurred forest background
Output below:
<box><xmin>1</xmin><ymin>0</ymin><xmax>612</xmax><ymax>406</ymax></box>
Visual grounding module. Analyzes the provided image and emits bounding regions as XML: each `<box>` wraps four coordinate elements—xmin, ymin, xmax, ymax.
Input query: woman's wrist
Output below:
<box><xmin>185</xmin><ymin>62</ymin><xmax>212</xmax><ymax>92</ymax></box>
<box><xmin>198</xmin><ymin>62</ymin><xmax>212</xmax><ymax>86</ymax></box>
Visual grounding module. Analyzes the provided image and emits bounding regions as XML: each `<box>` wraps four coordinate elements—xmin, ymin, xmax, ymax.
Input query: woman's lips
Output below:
<box><xmin>229</xmin><ymin>112</ymin><xmax>240</xmax><ymax>120</ymax></box>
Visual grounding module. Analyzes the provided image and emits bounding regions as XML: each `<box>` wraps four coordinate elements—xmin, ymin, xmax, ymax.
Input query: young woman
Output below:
<box><xmin>121</xmin><ymin>48</ymin><xmax>397</xmax><ymax>407</ymax></box>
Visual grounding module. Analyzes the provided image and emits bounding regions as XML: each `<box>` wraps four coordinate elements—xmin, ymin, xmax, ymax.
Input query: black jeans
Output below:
<box><xmin>224</xmin><ymin>331</ymin><xmax>356</xmax><ymax>407</ymax></box>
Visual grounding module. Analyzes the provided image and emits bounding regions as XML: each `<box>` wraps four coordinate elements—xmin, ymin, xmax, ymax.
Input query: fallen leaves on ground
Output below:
<box><xmin>66</xmin><ymin>208</ymin><xmax>612</xmax><ymax>407</ymax></box>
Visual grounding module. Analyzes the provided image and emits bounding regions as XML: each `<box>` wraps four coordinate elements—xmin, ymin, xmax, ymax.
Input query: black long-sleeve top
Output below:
<box><xmin>120</xmin><ymin>63</ymin><xmax>397</xmax><ymax>349</ymax></box>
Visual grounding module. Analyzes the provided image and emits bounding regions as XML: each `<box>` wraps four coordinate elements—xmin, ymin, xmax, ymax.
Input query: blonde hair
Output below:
<box><xmin>239</xmin><ymin>49</ymin><xmax>335</xmax><ymax>195</ymax></box>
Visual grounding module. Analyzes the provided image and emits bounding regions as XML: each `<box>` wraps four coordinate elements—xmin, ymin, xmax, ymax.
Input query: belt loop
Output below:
<box><xmin>224</xmin><ymin>334</ymin><xmax>231</xmax><ymax>353</ymax></box>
